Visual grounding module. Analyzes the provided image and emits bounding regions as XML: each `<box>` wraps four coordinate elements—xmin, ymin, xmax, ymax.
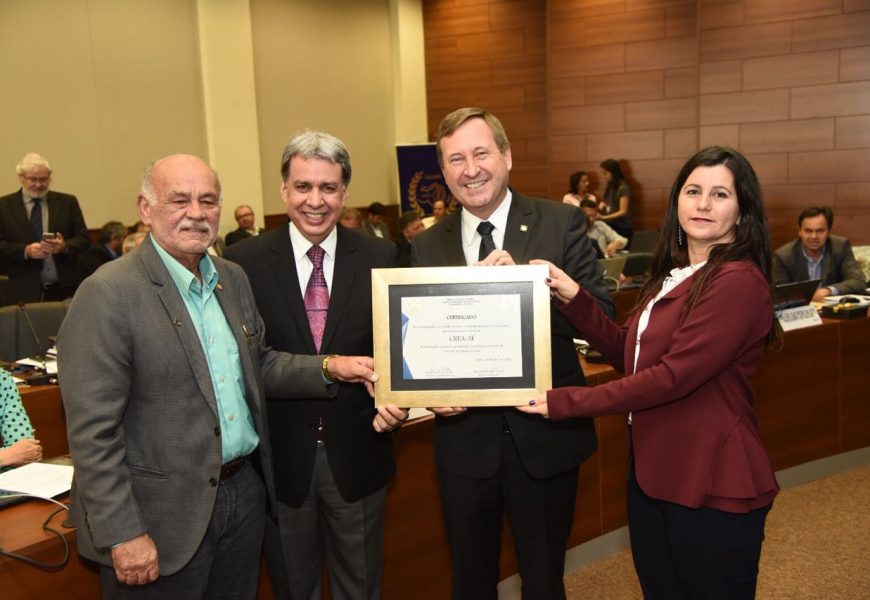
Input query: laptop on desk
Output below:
<box><xmin>598</xmin><ymin>256</ymin><xmax>627</xmax><ymax>290</ymax></box>
<box><xmin>773</xmin><ymin>279</ymin><xmax>820</xmax><ymax>310</ymax></box>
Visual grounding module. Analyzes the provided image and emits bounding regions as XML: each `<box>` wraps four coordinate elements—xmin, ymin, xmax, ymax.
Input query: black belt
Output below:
<box><xmin>220</xmin><ymin>454</ymin><xmax>249</xmax><ymax>481</ymax></box>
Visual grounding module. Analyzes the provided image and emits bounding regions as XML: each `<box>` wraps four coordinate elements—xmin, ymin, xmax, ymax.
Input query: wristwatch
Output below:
<box><xmin>321</xmin><ymin>354</ymin><xmax>339</xmax><ymax>384</ymax></box>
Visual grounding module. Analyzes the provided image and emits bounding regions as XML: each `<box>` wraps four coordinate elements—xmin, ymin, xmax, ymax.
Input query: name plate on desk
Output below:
<box><xmin>777</xmin><ymin>305</ymin><xmax>823</xmax><ymax>331</ymax></box>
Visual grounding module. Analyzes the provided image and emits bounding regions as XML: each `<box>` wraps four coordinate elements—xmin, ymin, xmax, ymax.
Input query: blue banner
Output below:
<box><xmin>395</xmin><ymin>143</ymin><xmax>457</xmax><ymax>216</ymax></box>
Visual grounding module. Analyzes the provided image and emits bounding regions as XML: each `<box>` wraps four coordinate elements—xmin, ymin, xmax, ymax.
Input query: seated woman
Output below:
<box><xmin>598</xmin><ymin>158</ymin><xmax>633</xmax><ymax>241</ymax></box>
<box><xmin>0</xmin><ymin>369</ymin><xmax>43</xmax><ymax>470</ymax></box>
<box><xmin>562</xmin><ymin>170</ymin><xmax>597</xmax><ymax>207</ymax></box>
<box><xmin>522</xmin><ymin>146</ymin><xmax>779</xmax><ymax>599</ymax></box>
<box><xmin>580</xmin><ymin>199</ymin><xmax>627</xmax><ymax>258</ymax></box>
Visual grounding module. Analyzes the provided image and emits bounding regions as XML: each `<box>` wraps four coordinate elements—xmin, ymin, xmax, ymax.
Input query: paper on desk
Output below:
<box><xmin>15</xmin><ymin>357</ymin><xmax>58</xmax><ymax>374</ymax></box>
<box><xmin>0</xmin><ymin>462</ymin><xmax>73</xmax><ymax>499</ymax></box>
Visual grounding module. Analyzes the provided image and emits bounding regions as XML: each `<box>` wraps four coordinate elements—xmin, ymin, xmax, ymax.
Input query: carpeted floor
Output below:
<box><xmin>564</xmin><ymin>465</ymin><xmax>870</xmax><ymax>599</ymax></box>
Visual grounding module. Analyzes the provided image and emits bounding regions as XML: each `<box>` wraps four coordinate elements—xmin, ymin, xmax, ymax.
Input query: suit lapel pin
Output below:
<box><xmin>216</xmin><ymin>282</ymin><xmax>223</xmax><ymax>290</ymax></box>
<box><xmin>520</xmin><ymin>224</ymin><xmax>528</xmax><ymax>232</ymax></box>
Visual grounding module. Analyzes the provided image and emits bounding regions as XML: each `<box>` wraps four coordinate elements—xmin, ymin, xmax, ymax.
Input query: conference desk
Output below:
<box><xmin>3</xmin><ymin>314</ymin><xmax>868</xmax><ymax>599</ymax></box>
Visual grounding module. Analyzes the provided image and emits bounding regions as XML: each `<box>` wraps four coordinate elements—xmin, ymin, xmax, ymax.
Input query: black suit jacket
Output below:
<box><xmin>411</xmin><ymin>192</ymin><xmax>615</xmax><ymax>479</ymax></box>
<box><xmin>225</xmin><ymin>223</ymin><xmax>399</xmax><ymax>506</ymax></box>
<box><xmin>225</xmin><ymin>227</ymin><xmax>262</xmax><ymax>247</ymax></box>
<box><xmin>77</xmin><ymin>243</ymin><xmax>116</xmax><ymax>279</ymax></box>
<box><xmin>0</xmin><ymin>189</ymin><xmax>90</xmax><ymax>302</ymax></box>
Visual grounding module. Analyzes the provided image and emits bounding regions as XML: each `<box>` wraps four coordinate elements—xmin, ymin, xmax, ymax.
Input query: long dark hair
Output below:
<box><xmin>638</xmin><ymin>146</ymin><xmax>776</xmax><ymax>339</ymax></box>
<box><xmin>600</xmin><ymin>158</ymin><xmax>625</xmax><ymax>198</ymax></box>
<box><xmin>568</xmin><ymin>171</ymin><xmax>586</xmax><ymax>195</ymax></box>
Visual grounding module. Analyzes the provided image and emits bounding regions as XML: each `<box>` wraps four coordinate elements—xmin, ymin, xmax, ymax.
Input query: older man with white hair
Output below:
<box><xmin>0</xmin><ymin>152</ymin><xmax>90</xmax><ymax>303</ymax></box>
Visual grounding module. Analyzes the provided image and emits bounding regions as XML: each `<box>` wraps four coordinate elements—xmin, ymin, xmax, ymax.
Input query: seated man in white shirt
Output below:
<box><xmin>580</xmin><ymin>199</ymin><xmax>627</xmax><ymax>258</ymax></box>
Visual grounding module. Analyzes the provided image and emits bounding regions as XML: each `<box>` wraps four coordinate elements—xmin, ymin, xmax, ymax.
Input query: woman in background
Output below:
<box><xmin>598</xmin><ymin>158</ymin><xmax>633</xmax><ymax>241</ymax></box>
<box><xmin>562</xmin><ymin>170</ymin><xmax>596</xmax><ymax>207</ymax></box>
<box><xmin>0</xmin><ymin>369</ymin><xmax>42</xmax><ymax>470</ymax></box>
<box><xmin>522</xmin><ymin>146</ymin><xmax>778</xmax><ymax>599</ymax></box>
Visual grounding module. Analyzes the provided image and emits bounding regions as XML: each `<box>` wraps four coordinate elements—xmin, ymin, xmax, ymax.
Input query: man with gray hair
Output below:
<box><xmin>225</xmin><ymin>132</ymin><xmax>407</xmax><ymax>599</ymax></box>
<box><xmin>77</xmin><ymin>220</ymin><xmax>127</xmax><ymax>278</ymax></box>
<box><xmin>0</xmin><ymin>152</ymin><xmax>89</xmax><ymax>303</ymax></box>
<box><xmin>59</xmin><ymin>153</ymin><xmax>384</xmax><ymax>598</ymax></box>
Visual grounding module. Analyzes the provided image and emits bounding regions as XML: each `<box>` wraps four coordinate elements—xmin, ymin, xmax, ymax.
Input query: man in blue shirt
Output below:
<box><xmin>59</xmin><ymin>154</ymin><xmax>397</xmax><ymax>598</ymax></box>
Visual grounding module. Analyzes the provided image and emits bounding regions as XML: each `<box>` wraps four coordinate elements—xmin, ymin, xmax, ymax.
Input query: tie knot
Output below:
<box><xmin>477</xmin><ymin>221</ymin><xmax>495</xmax><ymax>236</ymax></box>
<box><xmin>32</xmin><ymin>197</ymin><xmax>42</xmax><ymax>206</ymax></box>
<box><xmin>307</xmin><ymin>245</ymin><xmax>325</xmax><ymax>268</ymax></box>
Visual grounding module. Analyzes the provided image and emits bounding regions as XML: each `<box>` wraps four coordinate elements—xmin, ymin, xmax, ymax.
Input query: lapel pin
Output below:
<box><xmin>216</xmin><ymin>282</ymin><xmax>223</xmax><ymax>290</ymax></box>
<box><xmin>520</xmin><ymin>225</ymin><xmax>528</xmax><ymax>232</ymax></box>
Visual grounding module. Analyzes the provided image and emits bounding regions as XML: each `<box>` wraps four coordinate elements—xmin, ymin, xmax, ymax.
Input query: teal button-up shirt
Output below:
<box><xmin>153</xmin><ymin>240</ymin><xmax>258</xmax><ymax>463</ymax></box>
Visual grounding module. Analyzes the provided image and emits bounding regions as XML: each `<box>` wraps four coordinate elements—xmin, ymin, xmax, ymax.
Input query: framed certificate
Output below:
<box><xmin>372</xmin><ymin>264</ymin><xmax>552</xmax><ymax>407</ymax></box>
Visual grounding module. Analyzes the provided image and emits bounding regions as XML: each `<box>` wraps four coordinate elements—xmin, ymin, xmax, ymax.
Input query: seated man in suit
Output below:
<box><xmin>361</xmin><ymin>201</ymin><xmax>391</xmax><ymax>239</ymax></box>
<box><xmin>225</xmin><ymin>204</ymin><xmax>263</xmax><ymax>246</ymax></box>
<box><xmin>773</xmin><ymin>206</ymin><xmax>866</xmax><ymax>301</ymax></box>
<box><xmin>396</xmin><ymin>209</ymin><xmax>424</xmax><ymax>267</ymax></box>
<box><xmin>421</xmin><ymin>198</ymin><xmax>448</xmax><ymax>229</ymax></box>
<box><xmin>0</xmin><ymin>153</ymin><xmax>90</xmax><ymax>303</ymax></box>
<box><xmin>78</xmin><ymin>221</ymin><xmax>126</xmax><ymax>278</ymax></box>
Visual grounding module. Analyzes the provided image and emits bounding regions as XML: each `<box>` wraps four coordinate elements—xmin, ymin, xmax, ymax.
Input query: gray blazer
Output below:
<box><xmin>58</xmin><ymin>237</ymin><xmax>330</xmax><ymax>574</ymax></box>
<box><xmin>773</xmin><ymin>235</ymin><xmax>866</xmax><ymax>295</ymax></box>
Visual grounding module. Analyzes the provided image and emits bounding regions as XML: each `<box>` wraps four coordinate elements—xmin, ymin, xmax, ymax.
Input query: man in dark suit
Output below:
<box><xmin>77</xmin><ymin>220</ymin><xmax>126</xmax><ymax>278</ymax></box>
<box><xmin>0</xmin><ymin>152</ymin><xmax>89</xmax><ymax>303</ymax></box>
<box><xmin>59</xmin><ymin>154</ymin><xmax>381</xmax><ymax>598</ymax></box>
<box><xmin>225</xmin><ymin>132</ymin><xmax>407</xmax><ymax>600</ymax></box>
<box><xmin>411</xmin><ymin>107</ymin><xmax>614</xmax><ymax>599</ymax></box>
<box><xmin>224</xmin><ymin>204</ymin><xmax>263</xmax><ymax>246</ymax></box>
<box><xmin>773</xmin><ymin>206</ymin><xmax>866</xmax><ymax>301</ymax></box>
<box><xmin>395</xmin><ymin>208</ymin><xmax>424</xmax><ymax>267</ymax></box>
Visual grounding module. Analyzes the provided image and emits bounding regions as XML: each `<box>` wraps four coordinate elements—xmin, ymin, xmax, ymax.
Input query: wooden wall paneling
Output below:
<box><xmin>740</xmin><ymin>152</ymin><xmax>789</xmax><ymax>186</ymax></box>
<box><xmin>585</xmin><ymin>70</ymin><xmax>664</xmax><ymax>105</ymax></box>
<box><xmin>664</xmin><ymin>66</ymin><xmax>699</xmax><ymax>98</ymax></box>
<box><xmin>548</xmin><ymin>0</ymin><xmax>627</xmax><ymax>21</ymax></box>
<box><xmin>584</xmin><ymin>8</ymin><xmax>666</xmax><ymax>47</ymax></box>
<box><xmin>551</xmin><ymin>104</ymin><xmax>625</xmax><ymax>135</ymax></box>
<box><xmin>664</xmin><ymin>127</ymin><xmax>698</xmax><ymax>158</ymax></box>
<box><xmin>752</xmin><ymin>322</ymin><xmax>841</xmax><ymax>471</ymax></box>
<box><xmin>550</xmin><ymin>43</ymin><xmax>626</xmax><ymax>78</ymax></box>
<box><xmin>835</xmin><ymin>115</ymin><xmax>870</xmax><ymax>149</ymax></box>
<box><xmin>627</xmin><ymin>0</ymin><xmax>695</xmax><ymax>9</ymax></box>
<box><xmin>791</xmin><ymin>81</ymin><xmax>870</xmax><ymax>119</ymax></box>
<box><xmin>835</xmin><ymin>182</ymin><xmax>870</xmax><ymax>211</ymax></box>
<box><xmin>699</xmin><ymin>1</ymin><xmax>745</xmax><ymax>30</ymax></box>
<box><xmin>626</xmin><ymin>97</ymin><xmax>698</xmax><ymax>130</ymax></box>
<box><xmin>665</xmin><ymin>3</ymin><xmax>698</xmax><ymax>37</ymax></box>
<box><xmin>699</xmin><ymin>21</ymin><xmax>791</xmax><ymax>62</ymax></box>
<box><xmin>698</xmin><ymin>124</ymin><xmax>741</xmax><ymax>149</ymax></box>
<box><xmin>699</xmin><ymin>60</ymin><xmax>743</xmax><ymax>94</ymax></box>
<box><xmin>549</xmin><ymin>134</ymin><xmax>588</xmax><ymax>163</ymax></box>
<box><xmin>596</xmin><ymin>413</ymin><xmax>630</xmax><ymax>534</ymax></box>
<box><xmin>788</xmin><ymin>149</ymin><xmax>870</xmax><ymax>183</ymax></box>
<box><xmin>550</xmin><ymin>76</ymin><xmax>586</xmax><ymax>108</ymax></box>
<box><xmin>741</xmin><ymin>50</ymin><xmax>840</xmax><ymax>90</ymax></box>
<box><xmin>625</xmin><ymin>35</ymin><xmax>698</xmax><ymax>70</ymax></box>
<box><xmin>491</xmin><ymin>54</ymin><xmax>548</xmax><ymax>86</ymax></box>
<box><xmin>792</xmin><ymin>10</ymin><xmax>870</xmax><ymax>52</ymax></box>
<box><xmin>699</xmin><ymin>89</ymin><xmax>790</xmax><ymax>125</ymax></box>
<box><xmin>742</xmin><ymin>0</ymin><xmax>842</xmax><ymax>24</ymax></box>
<box><xmin>834</xmin><ymin>215</ymin><xmax>870</xmax><ymax>251</ymax></box>
<box><xmin>740</xmin><ymin>118</ymin><xmax>835</xmax><ymax>154</ymax></box>
<box><xmin>844</xmin><ymin>0</ymin><xmax>870</xmax><ymax>11</ymax></box>
<box><xmin>586</xmin><ymin>130</ymin><xmax>665</xmax><ymax>161</ymax></box>
<box><xmin>839</xmin><ymin>316</ymin><xmax>870</xmax><ymax>452</ymax></box>
<box><xmin>839</xmin><ymin>46</ymin><xmax>870</xmax><ymax>82</ymax></box>
<box><xmin>628</xmin><ymin>158</ymin><xmax>693</xmax><ymax>189</ymax></box>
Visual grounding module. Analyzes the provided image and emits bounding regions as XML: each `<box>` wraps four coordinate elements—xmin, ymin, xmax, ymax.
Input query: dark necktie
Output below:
<box><xmin>30</xmin><ymin>198</ymin><xmax>43</xmax><ymax>239</ymax></box>
<box><xmin>304</xmin><ymin>245</ymin><xmax>329</xmax><ymax>351</ymax></box>
<box><xmin>477</xmin><ymin>221</ymin><xmax>496</xmax><ymax>261</ymax></box>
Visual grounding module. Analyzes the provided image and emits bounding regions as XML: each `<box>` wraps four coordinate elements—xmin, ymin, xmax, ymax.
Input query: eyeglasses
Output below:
<box><xmin>23</xmin><ymin>175</ymin><xmax>51</xmax><ymax>184</ymax></box>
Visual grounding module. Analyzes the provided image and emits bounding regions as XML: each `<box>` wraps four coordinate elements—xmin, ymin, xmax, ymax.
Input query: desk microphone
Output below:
<box><xmin>17</xmin><ymin>302</ymin><xmax>46</xmax><ymax>370</ymax></box>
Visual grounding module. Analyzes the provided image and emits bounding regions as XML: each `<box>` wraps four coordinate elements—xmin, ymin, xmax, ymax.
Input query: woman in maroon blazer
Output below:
<box><xmin>521</xmin><ymin>146</ymin><xmax>779</xmax><ymax>599</ymax></box>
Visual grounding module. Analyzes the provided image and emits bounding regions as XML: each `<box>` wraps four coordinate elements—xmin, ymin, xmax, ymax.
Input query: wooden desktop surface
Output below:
<box><xmin>4</xmin><ymin>313</ymin><xmax>868</xmax><ymax>599</ymax></box>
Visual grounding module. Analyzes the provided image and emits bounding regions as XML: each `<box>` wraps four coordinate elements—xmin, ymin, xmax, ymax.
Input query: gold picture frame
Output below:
<box><xmin>372</xmin><ymin>264</ymin><xmax>552</xmax><ymax>408</ymax></box>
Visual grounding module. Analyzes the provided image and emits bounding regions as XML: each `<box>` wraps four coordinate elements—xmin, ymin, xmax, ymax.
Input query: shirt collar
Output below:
<box><xmin>288</xmin><ymin>221</ymin><xmax>338</xmax><ymax>261</ymax></box>
<box><xmin>461</xmin><ymin>189</ymin><xmax>512</xmax><ymax>248</ymax></box>
<box><xmin>801</xmin><ymin>243</ymin><xmax>826</xmax><ymax>264</ymax></box>
<box><xmin>151</xmin><ymin>235</ymin><xmax>219</xmax><ymax>299</ymax></box>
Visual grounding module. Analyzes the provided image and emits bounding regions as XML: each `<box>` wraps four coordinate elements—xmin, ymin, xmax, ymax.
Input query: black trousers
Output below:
<box><xmin>438</xmin><ymin>428</ymin><xmax>579</xmax><ymax>600</ymax></box>
<box><xmin>627</xmin><ymin>462</ymin><xmax>772</xmax><ymax>600</ymax></box>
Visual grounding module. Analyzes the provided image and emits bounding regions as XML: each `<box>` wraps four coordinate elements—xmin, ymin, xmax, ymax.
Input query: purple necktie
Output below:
<box><xmin>304</xmin><ymin>245</ymin><xmax>329</xmax><ymax>351</ymax></box>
